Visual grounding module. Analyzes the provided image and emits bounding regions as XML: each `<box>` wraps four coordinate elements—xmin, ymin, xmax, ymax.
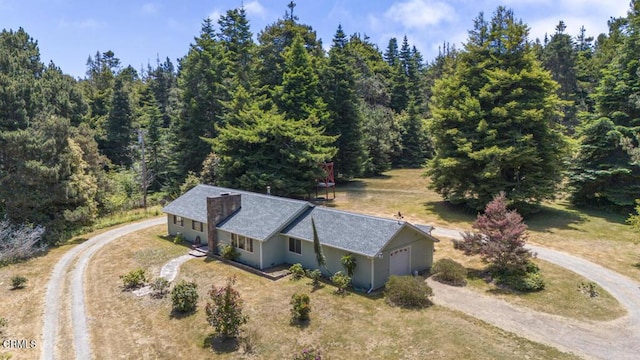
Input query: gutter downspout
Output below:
<box><xmin>259</xmin><ymin>241</ymin><xmax>263</xmax><ymax>270</ymax></box>
<box><xmin>368</xmin><ymin>256</ymin><xmax>375</xmax><ymax>294</ymax></box>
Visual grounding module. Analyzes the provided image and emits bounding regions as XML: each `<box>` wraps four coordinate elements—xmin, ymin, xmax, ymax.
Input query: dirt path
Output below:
<box><xmin>41</xmin><ymin>217</ymin><xmax>166</xmax><ymax>360</ymax></box>
<box><xmin>431</xmin><ymin>228</ymin><xmax>640</xmax><ymax>360</ymax></box>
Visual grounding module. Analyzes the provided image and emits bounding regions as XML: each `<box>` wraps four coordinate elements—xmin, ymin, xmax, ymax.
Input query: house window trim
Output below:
<box><xmin>231</xmin><ymin>233</ymin><xmax>254</xmax><ymax>253</ymax></box>
<box><xmin>192</xmin><ymin>220</ymin><xmax>203</xmax><ymax>232</ymax></box>
<box><xmin>288</xmin><ymin>237</ymin><xmax>302</xmax><ymax>255</ymax></box>
<box><xmin>173</xmin><ymin>215</ymin><xmax>184</xmax><ymax>227</ymax></box>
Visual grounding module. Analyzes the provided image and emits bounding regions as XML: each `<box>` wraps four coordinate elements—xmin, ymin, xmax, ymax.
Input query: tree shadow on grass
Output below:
<box><xmin>423</xmin><ymin>200</ymin><xmax>476</xmax><ymax>225</ymax></box>
<box><xmin>169</xmin><ymin>308</ymin><xmax>197</xmax><ymax>320</ymax></box>
<box><xmin>204</xmin><ymin>333</ymin><xmax>240</xmax><ymax>354</ymax></box>
<box><xmin>467</xmin><ymin>268</ymin><xmax>492</xmax><ymax>284</ymax></box>
<box><xmin>289</xmin><ymin>318</ymin><xmax>311</xmax><ymax>329</ymax></box>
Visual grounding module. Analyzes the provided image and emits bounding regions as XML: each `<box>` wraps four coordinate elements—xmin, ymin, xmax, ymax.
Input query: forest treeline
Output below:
<box><xmin>1</xmin><ymin>2</ymin><xmax>639</xmax><ymax>244</ymax></box>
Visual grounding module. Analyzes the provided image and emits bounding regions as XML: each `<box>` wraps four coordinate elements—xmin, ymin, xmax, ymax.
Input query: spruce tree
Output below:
<box><xmin>427</xmin><ymin>7</ymin><xmax>566</xmax><ymax>212</ymax></box>
<box><xmin>324</xmin><ymin>25</ymin><xmax>366</xmax><ymax>179</ymax></box>
<box><xmin>174</xmin><ymin>19</ymin><xmax>228</xmax><ymax>179</ymax></box>
<box><xmin>273</xmin><ymin>34</ymin><xmax>328</xmax><ymax>124</ymax></box>
<box><xmin>214</xmin><ymin>98</ymin><xmax>336</xmax><ymax>197</ymax></box>
<box><xmin>103</xmin><ymin>77</ymin><xmax>133</xmax><ymax>166</ymax></box>
<box><xmin>570</xmin><ymin>1</ymin><xmax>640</xmax><ymax>210</ymax></box>
<box><xmin>542</xmin><ymin>21</ymin><xmax>579</xmax><ymax>133</ymax></box>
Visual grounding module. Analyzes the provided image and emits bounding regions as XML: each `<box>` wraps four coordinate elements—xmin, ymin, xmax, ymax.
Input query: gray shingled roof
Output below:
<box><xmin>282</xmin><ymin>206</ymin><xmax>429</xmax><ymax>257</ymax></box>
<box><xmin>162</xmin><ymin>185</ymin><xmax>310</xmax><ymax>241</ymax></box>
<box><xmin>164</xmin><ymin>185</ymin><xmax>436</xmax><ymax>254</ymax></box>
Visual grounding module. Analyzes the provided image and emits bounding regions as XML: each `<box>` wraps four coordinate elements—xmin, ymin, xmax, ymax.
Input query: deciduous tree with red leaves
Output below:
<box><xmin>460</xmin><ymin>192</ymin><xmax>533</xmax><ymax>273</ymax></box>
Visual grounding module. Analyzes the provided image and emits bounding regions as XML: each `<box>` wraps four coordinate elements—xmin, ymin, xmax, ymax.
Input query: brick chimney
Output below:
<box><xmin>207</xmin><ymin>193</ymin><xmax>241</xmax><ymax>254</ymax></box>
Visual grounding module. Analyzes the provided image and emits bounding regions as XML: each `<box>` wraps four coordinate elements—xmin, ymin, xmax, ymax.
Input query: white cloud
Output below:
<box><xmin>58</xmin><ymin>18</ymin><xmax>103</xmax><ymax>30</ymax></box>
<box><xmin>141</xmin><ymin>3</ymin><xmax>159</xmax><ymax>15</ymax></box>
<box><xmin>244</xmin><ymin>1</ymin><xmax>266</xmax><ymax>18</ymax></box>
<box><xmin>384</xmin><ymin>0</ymin><xmax>456</xmax><ymax>29</ymax></box>
<box><xmin>208</xmin><ymin>10</ymin><xmax>221</xmax><ymax>22</ymax></box>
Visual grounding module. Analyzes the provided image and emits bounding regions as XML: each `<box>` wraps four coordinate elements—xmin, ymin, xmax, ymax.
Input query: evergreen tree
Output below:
<box><xmin>136</xmin><ymin>85</ymin><xmax>165</xmax><ymax>191</ymax></box>
<box><xmin>0</xmin><ymin>28</ymin><xmax>43</xmax><ymax>132</ymax></box>
<box><xmin>324</xmin><ymin>25</ymin><xmax>366</xmax><ymax>179</ymax></box>
<box><xmin>361</xmin><ymin>103</ymin><xmax>401</xmax><ymax>175</ymax></box>
<box><xmin>174</xmin><ymin>19</ymin><xmax>229</xmax><ymax>179</ymax></box>
<box><xmin>256</xmin><ymin>3</ymin><xmax>324</xmax><ymax>99</ymax></box>
<box><xmin>217</xmin><ymin>7</ymin><xmax>256</xmax><ymax>91</ymax></box>
<box><xmin>396</xmin><ymin>101</ymin><xmax>429</xmax><ymax>168</ymax></box>
<box><xmin>40</xmin><ymin>63</ymin><xmax>87</xmax><ymax>126</ymax></box>
<box><xmin>570</xmin><ymin>1</ymin><xmax>640</xmax><ymax>210</ymax></box>
<box><xmin>1</xmin><ymin>115</ymin><xmax>98</xmax><ymax>242</ymax></box>
<box><xmin>427</xmin><ymin>7</ymin><xmax>566</xmax><ymax>212</ymax></box>
<box><xmin>273</xmin><ymin>34</ymin><xmax>328</xmax><ymax>123</ymax></box>
<box><xmin>214</xmin><ymin>99</ymin><xmax>336</xmax><ymax>197</ymax></box>
<box><xmin>569</xmin><ymin>118</ymin><xmax>640</xmax><ymax>208</ymax></box>
<box><xmin>103</xmin><ymin>76</ymin><xmax>133</xmax><ymax>166</ymax></box>
<box><xmin>542</xmin><ymin>21</ymin><xmax>579</xmax><ymax>132</ymax></box>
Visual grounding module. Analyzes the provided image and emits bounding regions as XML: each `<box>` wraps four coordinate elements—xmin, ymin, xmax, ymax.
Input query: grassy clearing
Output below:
<box><xmin>435</xmin><ymin>241</ymin><xmax>626</xmax><ymax>321</ymax></box>
<box><xmin>331</xmin><ymin>169</ymin><xmax>640</xmax><ymax>283</ymax></box>
<box><xmin>0</xmin><ymin>245</ymin><xmax>72</xmax><ymax>360</ymax></box>
<box><xmin>86</xmin><ymin>230</ymin><xmax>578</xmax><ymax>359</ymax></box>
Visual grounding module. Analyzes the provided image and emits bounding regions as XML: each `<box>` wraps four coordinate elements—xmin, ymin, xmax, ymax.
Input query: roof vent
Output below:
<box><xmin>220</xmin><ymin>192</ymin><xmax>230</xmax><ymax>196</ymax></box>
<box><xmin>267</xmin><ymin>186</ymin><xmax>271</xmax><ymax>196</ymax></box>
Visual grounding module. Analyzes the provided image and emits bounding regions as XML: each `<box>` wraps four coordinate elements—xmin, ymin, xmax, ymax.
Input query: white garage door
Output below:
<box><xmin>389</xmin><ymin>246</ymin><xmax>411</xmax><ymax>276</ymax></box>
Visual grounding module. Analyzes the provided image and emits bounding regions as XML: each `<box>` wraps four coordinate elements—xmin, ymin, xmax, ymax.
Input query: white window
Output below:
<box><xmin>231</xmin><ymin>233</ymin><xmax>253</xmax><ymax>253</ymax></box>
<box><xmin>173</xmin><ymin>215</ymin><xmax>183</xmax><ymax>226</ymax></box>
<box><xmin>289</xmin><ymin>237</ymin><xmax>301</xmax><ymax>254</ymax></box>
<box><xmin>192</xmin><ymin>220</ymin><xmax>203</xmax><ymax>232</ymax></box>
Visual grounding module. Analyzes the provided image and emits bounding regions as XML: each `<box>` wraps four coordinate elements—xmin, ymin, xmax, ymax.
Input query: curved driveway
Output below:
<box><xmin>40</xmin><ymin>219</ymin><xmax>639</xmax><ymax>359</ymax></box>
<box><xmin>431</xmin><ymin>228</ymin><xmax>640</xmax><ymax>360</ymax></box>
<box><xmin>41</xmin><ymin>217</ymin><xmax>166</xmax><ymax>360</ymax></box>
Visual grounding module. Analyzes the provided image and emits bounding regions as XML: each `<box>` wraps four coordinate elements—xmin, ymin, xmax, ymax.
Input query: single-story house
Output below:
<box><xmin>162</xmin><ymin>185</ymin><xmax>439</xmax><ymax>290</ymax></box>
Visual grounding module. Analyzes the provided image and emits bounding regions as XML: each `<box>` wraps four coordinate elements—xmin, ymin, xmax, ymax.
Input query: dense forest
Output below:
<box><xmin>1</xmin><ymin>1</ymin><xmax>639</xmax><ymax>244</ymax></box>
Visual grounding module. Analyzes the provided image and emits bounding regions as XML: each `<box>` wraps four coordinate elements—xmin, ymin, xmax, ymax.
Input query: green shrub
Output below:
<box><xmin>10</xmin><ymin>275</ymin><xmax>28</xmax><ymax>289</ymax></box>
<box><xmin>330</xmin><ymin>271</ymin><xmax>351</xmax><ymax>295</ymax></box>
<box><xmin>171</xmin><ymin>280</ymin><xmax>199</xmax><ymax>313</ymax></box>
<box><xmin>119</xmin><ymin>268</ymin><xmax>147</xmax><ymax>290</ymax></box>
<box><xmin>341</xmin><ymin>253</ymin><xmax>356</xmax><ymax>277</ymax></box>
<box><xmin>502</xmin><ymin>272</ymin><xmax>545</xmax><ymax>292</ymax></box>
<box><xmin>150</xmin><ymin>277</ymin><xmax>170</xmax><ymax>298</ymax></box>
<box><xmin>290</xmin><ymin>292</ymin><xmax>311</xmax><ymax>321</ymax></box>
<box><xmin>220</xmin><ymin>243</ymin><xmax>240</xmax><ymax>261</ymax></box>
<box><xmin>289</xmin><ymin>263</ymin><xmax>305</xmax><ymax>281</ymax></box>
<box><xmin>306</xmin><ymin>269</ymin><xmax>322</xmax><ymax>288</ymax></box>
<box><xmin>174</xmin><ymin>232</ymin><xmax>185</xmax><ymax>244</ymax></box>
<box><xmin>496</xmin><ymin>263</ymin><xmax>545</xmax><ymax>292</ymax></box>
<box><xmin>385</xmin><ymin>275</ymin><xmax>433</xmax><ymax>308</ymax></box>
<box><xmin>431</xmin><ymin>258</ymin><xmax>467</xmax><ymax>286</ymax></box>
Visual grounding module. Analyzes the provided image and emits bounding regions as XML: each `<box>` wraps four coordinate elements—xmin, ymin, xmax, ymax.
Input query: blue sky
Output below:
<box><xmin>0</xmin><ymin>0</ymin><xmax>630</xmax><ymax>78</ymax></box>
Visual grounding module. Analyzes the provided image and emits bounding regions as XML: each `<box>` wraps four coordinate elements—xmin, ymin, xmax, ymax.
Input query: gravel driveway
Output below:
<box><xmin>40</xmin><ymin>220</ymin><xmax>639</xmax><ymax>359</ymax></box>
<box><xmin>431</xmin><ymin>228</ymin><xmax>640</xmax><ymax>360</ymax></box>
<box><xmin>40</xmin><ymin>217</ymin><xmax>166</xmax><ymax>360</ymax></box>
